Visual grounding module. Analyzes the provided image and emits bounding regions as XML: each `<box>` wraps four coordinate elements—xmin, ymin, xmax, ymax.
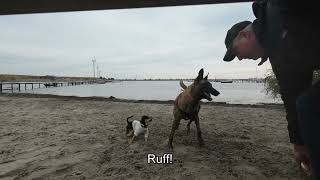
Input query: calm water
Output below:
<box><xmin>8</xmin><ymin>81</ymin><xmax>282</xmax><ymax>104</ymax></box>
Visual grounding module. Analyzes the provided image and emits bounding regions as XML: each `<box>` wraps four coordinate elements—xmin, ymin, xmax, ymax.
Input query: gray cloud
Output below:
<box><xmin>0</xmin><ymin>2</ymin><xmax>271</xmax><ymax>79</ymax></box>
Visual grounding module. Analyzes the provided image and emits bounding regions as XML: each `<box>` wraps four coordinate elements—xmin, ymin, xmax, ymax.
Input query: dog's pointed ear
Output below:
<box><xmin>204</xmin><ymin>72</ymin><xmax>209</xmax><ymax>80</ymax></box>
<box><xmin>195</xmin><ymin>68</ymin><xmax>204</xmax><ymax>83</ymax></box>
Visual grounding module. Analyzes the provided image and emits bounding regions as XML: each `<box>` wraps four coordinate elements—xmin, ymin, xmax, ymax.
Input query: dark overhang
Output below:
<box><xmin>1</xmin><ymin>0</ymin><xmax>252</xmax><ymax>15</ymax></box>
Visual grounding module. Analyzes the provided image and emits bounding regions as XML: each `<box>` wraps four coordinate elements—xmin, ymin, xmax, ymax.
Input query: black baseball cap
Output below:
<box><xmin>223</xmin><ymin>21</ymin><xmax>252</xmax><ymax>62</ymax></box>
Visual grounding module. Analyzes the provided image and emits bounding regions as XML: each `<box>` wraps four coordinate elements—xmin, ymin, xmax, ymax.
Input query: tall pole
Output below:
<box><xmin>92</xmin><ymin>58</ymin><xmax>96</xmax><ymax>78</ymax></box>
<box><xmin>255</xmin><ymin>65</ymin><xmax>258</xmax><ymax>82</ymax></box>
<box><xmin>97</xmin><ymin>64</ymin><xmax>99</xmax><ymax>78</ymax></box>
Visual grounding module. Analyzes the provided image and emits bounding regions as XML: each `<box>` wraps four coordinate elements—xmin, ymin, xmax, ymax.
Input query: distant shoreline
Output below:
<box><xmin>0</xmin><ymin>92</ymin><xmax>284</xmax><ymax>109</ymax></box>
<box><xmin>0</xmin><ymin>74</ymin><xmax>264</xmax><ymax>83</ymax></box>
<box><xmin>0</xmin><ymin>74</ymin><xmax>97</xmax><ymax>82</ymax></box>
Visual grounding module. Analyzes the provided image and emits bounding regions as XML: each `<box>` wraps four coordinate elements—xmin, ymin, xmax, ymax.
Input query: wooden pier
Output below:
<box><xmin>0</xmin><ymin>81</ymin><xmax>95</xmax><ymax>93</ymax></box>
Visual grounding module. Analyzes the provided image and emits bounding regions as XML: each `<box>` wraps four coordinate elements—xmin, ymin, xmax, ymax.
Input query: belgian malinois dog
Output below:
<box><xmin>168</xmin><ymin>68</ymin><xmax>220</xmax><ymax>149</ymax></box>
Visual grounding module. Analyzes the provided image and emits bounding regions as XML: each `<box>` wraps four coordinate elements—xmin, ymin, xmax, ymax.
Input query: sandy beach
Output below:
<box><xmin>0</xmin><ymin>94</ymin><xmax>308</xmax><ymax>180</ymax></box>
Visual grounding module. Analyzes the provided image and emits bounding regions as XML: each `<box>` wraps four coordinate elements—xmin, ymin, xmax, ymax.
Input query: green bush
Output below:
<box><xmin>264</xmin><ymin>70</ymin><xmax>280</xmax><ymax>99</ymax></box>
<box><xmin>314</xmin><ymin>70</ymin><xmax>320</xmax><ymax>81</ymax></box>
<box><xmin>264</xmin><ymin>70</ymin><xmax>320</xmax><ymax>99</ymax></box>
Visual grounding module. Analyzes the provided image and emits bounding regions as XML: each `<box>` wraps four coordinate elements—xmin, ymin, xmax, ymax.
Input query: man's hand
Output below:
<box><xmin>294</xmin><ymin>144</ymin><xmax>312</xmax><ymax>175</ymax></box>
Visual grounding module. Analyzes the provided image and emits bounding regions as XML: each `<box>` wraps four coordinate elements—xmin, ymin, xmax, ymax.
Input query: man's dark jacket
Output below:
<box><xmin>252</xmin><ymin>0</ymin><xmax>319</xmax><ymax>145</ymax></box>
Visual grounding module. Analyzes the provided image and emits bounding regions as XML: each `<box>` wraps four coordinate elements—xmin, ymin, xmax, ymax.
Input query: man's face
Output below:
<box><xmin>232</xmin><ymin>31</ymin><xmax>262</xmax><ymax>60</ymax></box>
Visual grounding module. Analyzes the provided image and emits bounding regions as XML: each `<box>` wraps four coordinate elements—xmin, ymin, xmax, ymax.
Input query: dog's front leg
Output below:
<box><xmin>168</xmin><ymin>117</ymin><xmax>181</xmax><ymax>149</ymax></box>
<box><xmin>194</xmin><ymin>115</ymin><xmax>204</xmax><ymax>147</ymax></box>
<box><xmin>144</xmin><ymin>129</ymin><xmax>149</xmax><ymax>143</ymax></box>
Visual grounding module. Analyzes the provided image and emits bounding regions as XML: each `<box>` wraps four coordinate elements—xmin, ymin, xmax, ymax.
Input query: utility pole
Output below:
<box><xmin>96</xmin><ymin>64</ymin><xmax>99</xmax><ymax>78</ymax></box>
<box><xmin>255</xmin><ymin>65</ymin><xmax>258</xmax><ymax>82</ymax></box>
<box><xmin>92</xmin><ymin>58</ymin><xmax>96</xmax><ymax>78</ymax></box>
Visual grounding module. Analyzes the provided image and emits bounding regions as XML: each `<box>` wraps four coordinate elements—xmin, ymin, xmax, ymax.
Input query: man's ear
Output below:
<box><xmin>238</xmin><ymin>31</ymin><xmax>246</xmax><ymax>38</ymax></box>
<box><xmin>239</xmin><ymin>31</ymin><xmax>251</xmax><ymax>39</ymax></box>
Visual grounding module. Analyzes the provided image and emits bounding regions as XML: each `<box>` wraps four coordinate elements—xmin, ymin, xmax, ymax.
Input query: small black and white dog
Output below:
<box><xmin>126</xmin><ymin>115</ymin><xmax>152</xmax><ymax>144</ymax></box>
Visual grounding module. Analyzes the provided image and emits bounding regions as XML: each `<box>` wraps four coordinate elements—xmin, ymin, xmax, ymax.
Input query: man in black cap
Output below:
<box><xmin>223</xmin><ymin>0</ymin><xmax>319</xmax><ymax>178</ymax></box>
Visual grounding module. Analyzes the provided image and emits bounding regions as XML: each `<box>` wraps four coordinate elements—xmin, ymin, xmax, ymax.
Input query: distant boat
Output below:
<box><xmin>95</xmin><ymin>79</ymin><xmax>113</xmax><ymax>84</ymax></box>
<box><xmin>220</xmin><ymin>80</ymin><xmax>233</xmax><ymax>83</ymax></box>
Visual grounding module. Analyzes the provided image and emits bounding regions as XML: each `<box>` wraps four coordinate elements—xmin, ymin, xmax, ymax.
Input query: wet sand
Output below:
<box><xmin>0</xmin><ymin>94</ymin><xmax>308</xmax><ymax>180</ymax></box>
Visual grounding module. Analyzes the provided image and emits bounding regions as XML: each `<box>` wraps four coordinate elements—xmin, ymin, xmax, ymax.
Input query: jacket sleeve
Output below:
<box><xmin>269</xmin><ymin>57</ymin><xmax>313</xmax><ymax>145</ymax></box>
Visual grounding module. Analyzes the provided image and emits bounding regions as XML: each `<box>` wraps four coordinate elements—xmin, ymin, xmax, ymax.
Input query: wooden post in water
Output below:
<box><xmin>0</xmin><ymin>83</ymin><xmax>2</xmax><ymax>93</ymax></box>
<box><xmin>18</xmin><ymin>83</ymin><xmax>21</xmax><ymax>91</ymax></box>
<box><xmin>11</xmin><ymin>83</ymin><xmax>13</xmax><ymax>92</ymax></box>
<box><xmin>31</xmin><ymin>83</ymin><xmax>34</xmax><ymax>89</ymax></box>
<box><xmin>39</xmin><ymin>83</ymin><xmax>40</xmax><ymax>88</ymax></box>
<box><xmin>25</xmin><ymin>83</ymin><xmax>27</xmax><ymax>90</ymax></box>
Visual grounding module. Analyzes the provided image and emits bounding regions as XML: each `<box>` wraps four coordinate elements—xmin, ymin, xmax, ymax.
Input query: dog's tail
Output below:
<box><xmin>126</xmin><ymin>115</ymin><xmax>134</xmax><ymax>123</ymax></box>
<box><xmin>179</xmin><ymin>80</ymin><xmax>187</xmax><ymax>90</ymax></box>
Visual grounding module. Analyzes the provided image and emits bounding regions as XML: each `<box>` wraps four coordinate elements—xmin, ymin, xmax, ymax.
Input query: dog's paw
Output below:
<box><xmin>166</xmin><ymin>143</ymin><xmax>174</xmax><ymax>150</ymax></box>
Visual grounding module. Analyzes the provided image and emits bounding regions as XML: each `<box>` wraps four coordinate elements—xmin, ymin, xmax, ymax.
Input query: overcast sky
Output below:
<box><xmin>0</xmin><ymin>2</ymin><xmax>272</xmax><ymax>79</ymax></box>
